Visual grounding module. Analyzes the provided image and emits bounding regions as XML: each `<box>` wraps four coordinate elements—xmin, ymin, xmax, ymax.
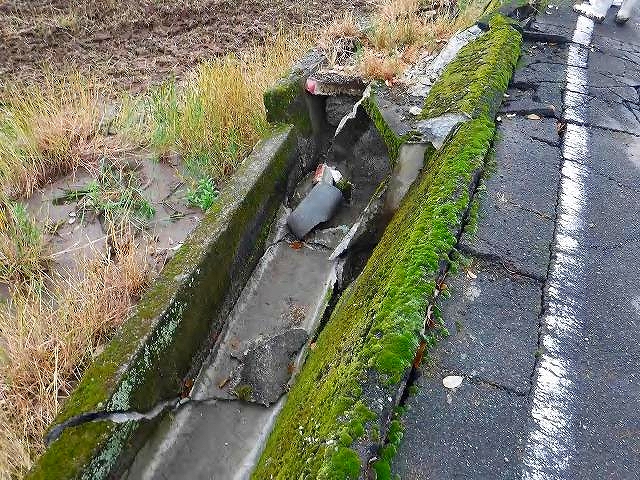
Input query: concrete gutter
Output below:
<box><xmin>26</xmin><ymin>126</ymin><xmax>297</xmax><ymax>480</ymax></box>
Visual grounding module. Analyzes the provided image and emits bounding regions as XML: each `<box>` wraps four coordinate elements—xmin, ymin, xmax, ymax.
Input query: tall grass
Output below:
<box><xmin>0</xmin><ymin>73</ymin><xmax>136</xmax><ymax>199</ymax></box>
<box><xmin>145</xmin><ymin>32</ymin><xmax>310</xmax><ymax>181</ymax></box>
<box><xmin>0</xmin><ymin>223</ymin><xmax>151</xmax><ymax>479</ymax></box>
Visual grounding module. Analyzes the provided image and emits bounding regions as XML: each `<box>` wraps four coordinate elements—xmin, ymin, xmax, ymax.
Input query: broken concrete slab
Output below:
<box><xmin>415</xmin><ymin>113</ymin><xmax>470</xmax><ymax>148</ymax></box>
<box><xmin>406</xmin><ymin>24</ymin><xmax>484</xmax><ymax>97</ymax></box>
<box><xmin>230</xmin><ymin>329</ymin><xmax>309</xmax><ymax>406</ymax></box>
<box><xmin>306</xmin><ymin>224</ymin><xmax>351</xmax><ymax>250</ymax></box>
<box><xmin>306</xmin><ymin>71</ymin><xmax>367</xmax><ymax>97</ymax></box>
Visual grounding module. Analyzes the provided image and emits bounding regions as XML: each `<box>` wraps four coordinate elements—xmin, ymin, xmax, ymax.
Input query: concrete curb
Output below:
<box><xmin>27</xmin><ymin>126</ymin><xmax>297</xmax><ymax>480</ymax></box>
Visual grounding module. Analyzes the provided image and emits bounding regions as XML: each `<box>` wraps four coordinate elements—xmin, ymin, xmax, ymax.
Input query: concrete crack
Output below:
<box><xmin>528</xmin><ymin>63</ymin><xmax>568</xmax><ymax>396</ymax></box>
<box><xmin>564</xmin><ymin>118</ymin><xmax>640</xmax><ymax>136</ymax></box>
<box><xmin>531</xmin><ymin>135</ymin><xmax>561</xmax><ymax>147</ymax></box>
<box><xmin>45</xmin><ymin>397</ymin><xmax>182</xmax><ymax>446</ymax></box>
<box><xmin>467</xmin><ymin>375</ymin><xmax>529</xmax><ymax>397</ymax></box>
<box><xmin>459</xmin><ymin>244</ymin><xmax>546</xmax><ymax>283</ymax></box>
<box><xmin>44</xmin><ymin>391</ymin><xmax>247</xmax><ymax>447</ymax></box>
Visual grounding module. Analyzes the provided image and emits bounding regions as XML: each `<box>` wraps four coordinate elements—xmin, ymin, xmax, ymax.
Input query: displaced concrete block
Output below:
<box><xmin>230</xmin><ymin>329</ymin><xmax>309</xmax><ymax>406</ymax></box>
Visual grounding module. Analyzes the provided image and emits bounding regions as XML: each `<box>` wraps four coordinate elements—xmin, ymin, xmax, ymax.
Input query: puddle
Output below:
<box><xmin>4</xmin><ymin>155</ymin><xmax>204</xmax><ymax>300</ymax></box>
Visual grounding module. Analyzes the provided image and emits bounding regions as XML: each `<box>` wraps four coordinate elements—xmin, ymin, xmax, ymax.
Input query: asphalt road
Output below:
<box><xmin>393</xmin><ymin>2</ymin><xmax>640</xmax><ymax>479</ymax></box>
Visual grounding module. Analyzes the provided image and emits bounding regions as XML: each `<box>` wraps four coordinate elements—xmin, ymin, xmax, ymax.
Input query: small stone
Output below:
<box><xmin>68</xmin><ymin>217</ymin><xmax>75</xmax><ymax>224</ymax></box>
<box><xmin>443</xmin><ymin>375</ymin><xmax>464</xmax><ymax>389</ymax></box>
<box><xmin>409</xmin><ymin>106</ymin><xmax>422</xmax><ymax>116</ymax></box>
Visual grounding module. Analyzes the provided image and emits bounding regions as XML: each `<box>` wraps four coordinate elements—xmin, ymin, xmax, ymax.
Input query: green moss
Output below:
<box><xmin>372</xmin><ymin>420</ymin><xmax>404</xmax><ymax>480</ymax></box>
<box><xmin>421</xmin><ymin>15</ymin><xmax>522</xmax><ymax>120</ymax></box>
<box><xmin>26</xmin><ymin>422</ymin><xmax>113</xmax><ymax>480</ymax></box>
<box><xmin>234</xmin><ymin>384</ymin><xmax>253</xmax><ymax>401</ymax></box>
<box><xmin>318</xmin><ymin>447</ymin><xmax>360</xmax><ymax>480</ymax></box>
<box><xmin>362</xmin><ymin>89</ymin><xmax>407</xmax><ymax>162</ymax></box>
<box><xmin>263</xmin><ymin>77</ymin><xmax>312</xmax><ymax>135</ymax></box>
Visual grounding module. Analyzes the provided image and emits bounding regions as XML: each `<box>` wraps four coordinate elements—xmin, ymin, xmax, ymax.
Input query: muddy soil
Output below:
<box><xmin>23</xmin><ymin>156</ymin><xmax>203</xmax><ymax>294</ymax></box>
<box><xmin>0</xmin><ymin>0</ymin><xmax>372</xmax><ymax>92</ymax></box>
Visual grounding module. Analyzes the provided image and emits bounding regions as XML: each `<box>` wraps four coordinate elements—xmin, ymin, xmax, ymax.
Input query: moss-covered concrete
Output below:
<box><xmin>27</xmin><ymin>126</ymin><xmax>297</xmax><ymax>480</ymax></box>
<box><xmin>361</xmin><ymin>89</ymin><xmax>408</xmax><ymax>162</ymax></box>
<box><xmin>422</xmin><ymin>15</ymin><xmax>522</xmax><ymax>121</ymax></box>
<box><xmin>263</xmin><ymin>49</ymin><xmax>325</xmax><ymax>137</ymax></box>
<box><xmin>253</xmin><ymin>16</ymin><xmax>521</xmax><ymax>480</ymax></box>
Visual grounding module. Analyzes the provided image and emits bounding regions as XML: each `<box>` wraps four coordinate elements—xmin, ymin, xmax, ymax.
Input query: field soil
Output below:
<box><xmin>0</xmin><ymin>0</ymin><xmax>372</xmax><ymax>92</ymax></box>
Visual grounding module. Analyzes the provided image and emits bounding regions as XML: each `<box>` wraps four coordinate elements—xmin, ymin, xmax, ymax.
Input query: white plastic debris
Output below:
<box><xmin>442</xmin><ymin>375</ymin><xmax>464</xmax><ymax>389</ymax></box>
<box><xmin>409</xmin><ymin>106</ymin><xmax>422</xmax><ymax>116</ymax></box>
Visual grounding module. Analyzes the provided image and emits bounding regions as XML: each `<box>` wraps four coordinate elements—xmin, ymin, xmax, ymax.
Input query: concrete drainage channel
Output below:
<box><xmin>28</xmin><ymin>4</ymin><xmax>529</xmax><ymax>479</ymax></box>
<box><xmin>123</xmin><ymin>71</ymin><xmax>398</xmax><ymax>480</ymax></box>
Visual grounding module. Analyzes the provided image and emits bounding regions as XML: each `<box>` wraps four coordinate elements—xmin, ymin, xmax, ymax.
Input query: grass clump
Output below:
<box><xmin>144</xmin><ymin>32</ymin><xmax>310</xmax><ymax>184</ymax></box>
<box><xmin>187</xmin><ymin>177</ymin><xmax>218</xmax><ymax>211</ymax></box>
<box><xmin>0</xmin><ymin>198</ymin><xmax>49</xmax><ymax>286</ymax></box>
<box><xmin>320</xmin><ymin>0</ymin><xmax>495</xmax><ymax>82</ymax></box>
<box><xmin>56</xmin><ymin>162</ymin><xmax>155</xmax><ymax>230</ymax></box>
<box><xmin>253</xmin><ymin>17</ymin><xmax>521</xmax><ymax>479</ymax></box>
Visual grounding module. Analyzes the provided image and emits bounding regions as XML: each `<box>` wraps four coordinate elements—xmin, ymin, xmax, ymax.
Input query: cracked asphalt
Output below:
<box><xmin>392</xmin><ymin>2</ymin><xmax>640</xmax><ymax>479</ymax></box>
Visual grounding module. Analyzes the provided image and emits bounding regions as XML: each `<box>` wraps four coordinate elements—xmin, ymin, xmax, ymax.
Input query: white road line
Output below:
<box><xmin>522</xmin><ymin>13</ymin><xmax>596</xmax><ymax>480</ymax></box>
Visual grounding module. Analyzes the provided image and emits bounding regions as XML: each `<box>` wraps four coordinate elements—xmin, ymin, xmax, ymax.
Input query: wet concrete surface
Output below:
<box><xmin>394</xmin><ymin>2</ymin><xmax>640</xmax><ymax>478</ymax></box>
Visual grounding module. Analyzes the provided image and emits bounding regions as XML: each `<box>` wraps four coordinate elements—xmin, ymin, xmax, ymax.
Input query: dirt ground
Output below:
<box><xmin>0</xmin><ymin>0</ymin><xmax>372</xmax><ymax>92</ymax></box>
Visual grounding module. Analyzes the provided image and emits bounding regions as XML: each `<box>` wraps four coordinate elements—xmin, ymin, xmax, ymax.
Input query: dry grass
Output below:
<box><xmin>320</xmin><ymin>0</ymin><xmax>491</xmax><ymax>82</ymax></box>
<box><xmin>360</xmin><ymin>48</ymin><xmax>405</xmax><ymax>81</ymax></box>
<box><xmin>145</xmin><ymin>30</ymin><xmax>311</xmax><ymax>181</ymax></box>
<box><xmin>0</xmin><ymin>222</ymin><xmax>151</xmax><ymax>479</ymax></box>
<box><xmin>0</xmin><ymin>73</ymin><xmax>135</xmax><ymax>198</ymax></box>
<box><xmin>369</xmin><ymin>0</ymin><xmax>432</xmax><ymax>52</ymax></box>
